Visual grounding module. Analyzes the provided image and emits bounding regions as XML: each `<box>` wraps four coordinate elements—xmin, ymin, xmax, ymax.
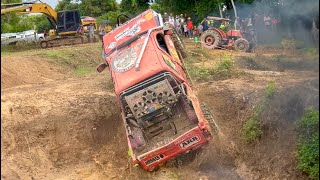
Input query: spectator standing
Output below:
<box><xmin>169</xmin><ymin>15</ymin><xmax>175</xmax><ymax>26</ymax></box>
<box><xmin>187</xmin><ymin>17</ymin><xmax>193</xmax><ymax>39</ymax></box>
<box><xmin>175</xmin><ymin>16</ymin><xmax>180</xmax><ymax>32</ymax></box>
<box><xmin>99</xmin><ymin>24</ymin><xmax>106</xmax><ymax>42</ymax></box>
<box><xmin>264</xmin><ymin>14</ymin><xmax>271</xmax><ymax>31</ymax></box>
<box><xmin>88</xmin><ymin>23</ymin><xmax>95</xmax><ymax>43</ymax></box>
<box><xmin>193</xmin><ymin>26</ymin><xmax>200</xmax><ymax>47</ymax></box>
<box><xmin>180</xmin><ymin>14</ymin><xmax>185</xmax><ymax>35</ymax></box>
<box><xmin>201</xmin><ymin>18</ymin><xmax>209</xmax><ymax>32</ymax></box>
<box><xmin>198</xmin><ymin>23</ymin><xmax>203</xmax><ymax>35</ymax></box>
<box><xmin>183</xmin><ymin>23</ymin><xmax>188</xmax><ymax>37</ymax></box>
<box><xmin>271</xmin><ymin>17</ymin><xmax>278</xmax><ymax>32</ymax></box>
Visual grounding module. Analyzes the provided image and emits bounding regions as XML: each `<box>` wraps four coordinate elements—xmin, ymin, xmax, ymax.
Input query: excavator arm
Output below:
<box><xmin>1</xmin><ymin>2</ymin><xmax>58</xmax><ymax>27</ymax></box>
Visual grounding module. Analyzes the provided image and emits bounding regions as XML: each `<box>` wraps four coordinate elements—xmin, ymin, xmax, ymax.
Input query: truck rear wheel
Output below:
<box><xmin>40</xmin><ymin>41</ymin><xmax>48</xmax><ymax>48</ymax></box>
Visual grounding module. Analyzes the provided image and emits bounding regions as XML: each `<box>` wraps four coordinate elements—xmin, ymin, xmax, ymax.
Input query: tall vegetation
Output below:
<box><xmin>297</xmin><ymin>108</ymin><xmax>319</xmax><ymax>180</ymax></box>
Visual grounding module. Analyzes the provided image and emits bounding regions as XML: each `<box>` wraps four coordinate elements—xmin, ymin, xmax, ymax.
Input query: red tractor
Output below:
<box><xmin>97</xmin><ymin>9</ymin><xmax>216</xmax><ymax>171</ymax></box>
<box><xmin>200</xmin><ymin>16</ymin><xmax>256</xmax><ymax>52</ymax></box>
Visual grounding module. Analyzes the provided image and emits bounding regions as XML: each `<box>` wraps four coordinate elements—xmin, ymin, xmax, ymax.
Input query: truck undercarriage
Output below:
<box><xmin>120</xmin><ymin>72</ymin><xmax>200</xmax><ymax>156</ymax></box>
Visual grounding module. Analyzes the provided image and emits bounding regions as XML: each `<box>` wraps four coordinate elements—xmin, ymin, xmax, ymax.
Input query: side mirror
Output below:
<box><xmin>164</xmin><ymin>30</ymin><xmax>174</xmax><ymax>35</ymax></box>
<box><xmin>97</xmin><ymin>63</ymin><xmax>108</xmax><ymax>73</ymax></box>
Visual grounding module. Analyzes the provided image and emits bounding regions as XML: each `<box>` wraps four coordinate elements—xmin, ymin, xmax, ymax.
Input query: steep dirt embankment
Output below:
<box><xmin>1</xmin><ymin>44</ymin><xmax>130</xmax><ymax>179</ymax></box>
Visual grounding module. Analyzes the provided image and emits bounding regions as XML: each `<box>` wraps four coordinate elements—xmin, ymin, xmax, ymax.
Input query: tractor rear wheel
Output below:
<box><xmin>200</xmin><ymin>30</ymin><xmax>221</xmax><ymax>49</ymax></box>
<box><xmin>233</xmin><ymin>38</ymin><xmax>250</xmax><ymax>52</ymax></box>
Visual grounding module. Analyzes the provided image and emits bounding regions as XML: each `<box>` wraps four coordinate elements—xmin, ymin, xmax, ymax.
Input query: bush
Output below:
<box><xmin>208</xmin><ymin>55</ymin><xmax>234</xmax><ymax>79</ymax></box>
<box><xmin>297</xmin><ymin>108</ymin><xmax>319</xmax><ymax>180</ymax></box>
<box><xmin>242</xmin><ymin>114</ymin><xmax>263</xmax><ymax>143</ymax></box>
<box><xmin>189</xmin><ymin>66</ymin><xmax>210</xmax><ymax>81</ymax></box>
<box><xmin>215</xmin><ymin>55</ymin><xmax>233</xmax><ymax>72</ymax></box>
<box><xmin>265</xmin><ymin>81</ymin><xmax>276</xmax><ymax>98</ymax></box>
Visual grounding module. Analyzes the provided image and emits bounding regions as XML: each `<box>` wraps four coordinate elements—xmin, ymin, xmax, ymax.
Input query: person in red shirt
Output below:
<box><xmin>187</xmin><ymin>17</ymin><xmax>193</xmax><ymax>39</ymax></box>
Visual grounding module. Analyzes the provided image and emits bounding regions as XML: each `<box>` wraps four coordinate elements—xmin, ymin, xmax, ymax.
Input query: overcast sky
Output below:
<box><xmin>41</xmin><ymin>0</ymin><xmax>122</xmax><ymax>9</ymax></box>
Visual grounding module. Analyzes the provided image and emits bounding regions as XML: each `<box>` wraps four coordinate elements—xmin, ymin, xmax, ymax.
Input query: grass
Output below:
<box><xmin>191</xmin><ymin>48</ymin><xmax>212</xmax><ymax>59</ymax></box>
<box><xmin>2</xmin><ymin>43</ymin><xmax>103</xmax><ymax>78</ymax></box>
<box><xmin>188</xmin><ymin>66</ymin><xmax>211</xmax><ymax>81</ymax></box>
<box><xmin>215</xmin><ymin>55</ymin><xmax>233</xmax><ymax>72</ymax></box>
<box><xmin>242</xmin><ymin>81</ymin><xmax>277</xmax><ymax>143</ymax></box>
<box><xmin>168</xmin><ymin>172</ymin><xmax>180</xmax><ymax>180</ymax></box>
<box><xmin>74</xmin><ymin>67</ymin><xmax>95</xmax><ymax>76</ymax></box>
<box><xmin>242</xmin><ymin>114</ymin><xmax>263</xmax><ymax>143</ymax></box>
<box><xmin>281</xmin><ymin>39</ymin><xmax>305</xmax><ymax>50</ymax></box>
<box><xmin>297</xmin><ymin>108</ymin><xmax>319</xmax><ymax>180</ymax></box>
<box><xmin>185</xmin><ymin>54</ymin><xmax>234</xmax><ymax>81</ymax></box>
<box><xmin>265</xmin><ymin>81</ymin><xmax>276</xmax><ymax>98</ymax></box>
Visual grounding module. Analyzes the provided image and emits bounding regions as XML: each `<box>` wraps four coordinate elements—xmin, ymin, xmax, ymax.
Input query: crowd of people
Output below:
<box><xmin>164</xmin><ymin>14</ymin><xmax>213</xmax><ymax>45</ymax></box>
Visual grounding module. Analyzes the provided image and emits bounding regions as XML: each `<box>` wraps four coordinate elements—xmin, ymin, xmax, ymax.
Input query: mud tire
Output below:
<box><xmin>40</xmin><ymin>40</ymin><xmax>48</xmax><ymax>49</ymax></box>
<box><xmin>233</xmin><ymin>38</ymin><xmax>250</xmax><ymax>52</ymax></box>
<box><xmin>200</xmin><ymin>30</ymin><xmax>221</xmax><ymax>49</ymax></box>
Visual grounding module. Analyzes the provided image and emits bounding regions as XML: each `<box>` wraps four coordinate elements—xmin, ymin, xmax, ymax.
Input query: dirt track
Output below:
<box><xmin>1</xmin><ymin>43</ymin><xmax>319</xmax><ymax>179</ymax></box>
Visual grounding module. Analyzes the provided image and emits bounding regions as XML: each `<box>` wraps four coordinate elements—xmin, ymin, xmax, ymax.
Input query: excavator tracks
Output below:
<box><xmin>39</xmin><ymin>34</ymin><xmax>101</xmax><ymax>48</ymax></box>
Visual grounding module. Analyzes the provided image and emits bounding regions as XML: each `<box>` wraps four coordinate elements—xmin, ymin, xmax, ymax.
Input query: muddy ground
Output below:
<box><xmin>1</xmin><ymin>42</ymin><xmax>319</xmax><ymax>179</ymax></box>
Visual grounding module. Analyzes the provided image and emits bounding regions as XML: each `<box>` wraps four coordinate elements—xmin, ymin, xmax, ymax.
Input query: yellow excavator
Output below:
<box><xmin>1</xmin><ymin>1</ymin><xmax>99</xmax><ymax>48</ymax></box>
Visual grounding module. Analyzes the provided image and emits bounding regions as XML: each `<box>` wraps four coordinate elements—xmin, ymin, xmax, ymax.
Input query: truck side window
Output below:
<box><xmin>156</xmin><ymin>34</ymin><xmax>169</xmax><ymax>54</ymax></box>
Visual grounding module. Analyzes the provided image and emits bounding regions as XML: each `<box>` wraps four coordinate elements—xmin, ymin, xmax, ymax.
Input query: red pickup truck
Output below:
<box><xmin>97</xmin><ymin>9</ymin><xmax>213</xmax><ymax>171</ymax></box>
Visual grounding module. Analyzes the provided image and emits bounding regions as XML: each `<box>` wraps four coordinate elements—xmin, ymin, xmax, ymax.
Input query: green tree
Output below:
<box><xmin>80</xmin><ymin>0</ymin><xmax>119</xmax><ymax>17</ymax></box>
<box><xmin>120</xmin><ymin>0</ymin><xmax>149</xmax><ymax>16</ymax></box>
<box><xmin>96</xmin><ymin>10</ymin><xmax>122</xmax><ymax>26</ymax></box>
<box><xmin>55</xmin><ymin>0</ymin><xmax>81</xmax><ymax>13</ymax></box>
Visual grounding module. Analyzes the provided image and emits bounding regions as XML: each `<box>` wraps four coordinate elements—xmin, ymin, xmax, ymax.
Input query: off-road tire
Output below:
<box><xmin>200</xmin><ymin>30</ymin><xmax>221</xmax><ymax>49</ymax></box>
<box><xmin>233</xmin><ymin>38</ymin><xmax>250</xmax><ymax>52</ymax></box>
<box><xmin>40</xmin><ymin>40</ymin><xmax>48</xmax><ymax>49</ymax></box>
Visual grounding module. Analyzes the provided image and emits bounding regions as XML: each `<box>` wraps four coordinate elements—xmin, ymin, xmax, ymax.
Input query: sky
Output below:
<box><xmin>41</xmin><ymin>0</ymin><xmax>122</xmax><ymax>9</ymax></box>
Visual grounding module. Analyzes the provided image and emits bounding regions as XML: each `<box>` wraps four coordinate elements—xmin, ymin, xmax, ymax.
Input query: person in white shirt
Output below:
<box><xmin>168</xmin><ymin>15</ymin><xmax>175</xmax><ymax>26</ymax></box>
<box><xmin>264</xmin><ymin>14</ymin><xmax>271</xmax><ymax>31</ymax></box>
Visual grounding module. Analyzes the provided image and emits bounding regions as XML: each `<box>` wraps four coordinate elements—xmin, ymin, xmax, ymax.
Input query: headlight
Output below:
<box><xmin>111</xmin><ymin>47</ymin><xmax>137</xmax><ymax>72</ymax></box>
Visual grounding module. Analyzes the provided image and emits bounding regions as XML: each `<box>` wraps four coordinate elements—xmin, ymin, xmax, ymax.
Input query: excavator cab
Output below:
<box><xmin>56</xmin><ymin>10</ymin><xmax>81</xmax><ymax>34</ymax></box>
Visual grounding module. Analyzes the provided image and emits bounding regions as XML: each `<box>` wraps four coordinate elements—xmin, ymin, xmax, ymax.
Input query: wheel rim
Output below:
<box><xmin>237</xmin><ymin>42</ymin><xmax>245</xmax><ymax>50</ymax></box>
<box><xmin>205</xmin><ymin>35</ymin><xmax>215</xmax><ymax>45</ymax></box>
<box><xmin>40</xmin><ymin>41</ymin><xmax>47</xmax><ymax>48</ymax></box>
